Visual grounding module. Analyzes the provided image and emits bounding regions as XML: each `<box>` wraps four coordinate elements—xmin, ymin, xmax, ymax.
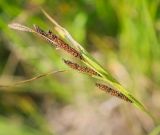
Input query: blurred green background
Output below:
<box><xmin>0</xmin><ymin>0</ymin><xmax>160</xmax><ymax>135</ymax></box>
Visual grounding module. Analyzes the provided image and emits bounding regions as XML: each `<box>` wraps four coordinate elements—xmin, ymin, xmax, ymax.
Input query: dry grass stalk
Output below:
<box><xmin>0</xmin><ymin>70</ymin><xmax>66</xmax><ymax>88</ymax></box>
<box><xmin>96</xmin><ymin>83</ymin><xmax>132</xmax><ymax>103</ymax></box>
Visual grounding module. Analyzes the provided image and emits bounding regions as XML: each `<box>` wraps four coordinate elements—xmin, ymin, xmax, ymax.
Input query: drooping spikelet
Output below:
<box><xmin>96</xmin><ymin>83</ymin><xmax>132</xmax><ymax>103</ymax></box>
<box><xmin>33</xmin><ymin>25</ymin><xmax>84</xmax><ymax>60</ymax></box>
<box><xmin>63</xmin><ymin>59</ymin><xmax>101</xmax><ymax>77</ymax></box>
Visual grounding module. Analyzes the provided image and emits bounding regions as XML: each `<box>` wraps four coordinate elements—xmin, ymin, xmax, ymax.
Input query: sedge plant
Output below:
<box><xmin>7</xmin><ymin>9</ymin><xmax>155</xmax><ymax>121</ymax></box>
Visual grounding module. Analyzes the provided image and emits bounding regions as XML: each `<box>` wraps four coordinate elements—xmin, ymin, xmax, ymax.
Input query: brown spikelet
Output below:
<box><xmin>33</xmin><ymin>25</ymin><xmax>83</xmax><ymax>60</ymax></box>
<box><xmin>64</xmin><ymin>59</ymin><xmax>101</xmax><ymax>77</ymax></box>
<box><xmin>96</xmin><ymin>83</ymin><xmax>132</xmax><ymax>103</ymax></box>
<box><xmin>33</xmin><ymin>25</ymin><xmax>58</xmax><ymax>47</ymax></box>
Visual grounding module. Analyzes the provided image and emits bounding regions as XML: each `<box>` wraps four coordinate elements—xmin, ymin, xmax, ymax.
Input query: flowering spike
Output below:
<box><xmin>33</xmin><ymin>25</ymin><xmax>84</xmax><ymax>60</ymax></box>
<box><xmin>64</xmin><ymin>59</ymin><xmax>101</xmax><ymax>77</ymax></box>
<box><xmin>96</xmin><ymin>83</ymin><xmax>132</xmax><ymax>103</ymax></box>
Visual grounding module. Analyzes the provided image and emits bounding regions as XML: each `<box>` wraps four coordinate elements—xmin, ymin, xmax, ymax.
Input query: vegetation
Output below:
<box><xmin>0</xmin><ymin>0</ymin><xmax>160</xmax><ymax>135</ymax></box>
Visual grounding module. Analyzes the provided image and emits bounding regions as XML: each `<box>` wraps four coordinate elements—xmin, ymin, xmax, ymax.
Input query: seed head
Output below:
<box><xmin>33</xmin><ymin>25</ymin><xmax>83</xmax><ymax>60</ymax></box>
<box><xmin>96</xmin><ymin>83</ymin><xmax>132</xmax><ymax>103</ymax></box>
<box><xmin>64</xmin><ymin>59</ymin><xmax>101</xmax><ymax>77</ymax></box>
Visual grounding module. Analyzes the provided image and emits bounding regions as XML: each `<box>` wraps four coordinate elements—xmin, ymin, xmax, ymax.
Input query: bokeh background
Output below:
<box><xmin>0</xmin><ymin>0</ymin><xmax>160</xmax><ymax>135</ymax></box>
